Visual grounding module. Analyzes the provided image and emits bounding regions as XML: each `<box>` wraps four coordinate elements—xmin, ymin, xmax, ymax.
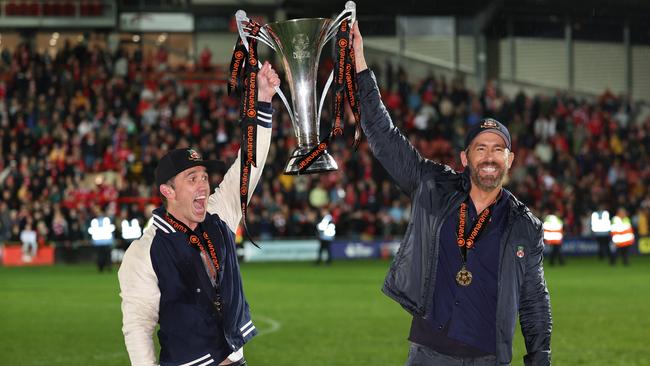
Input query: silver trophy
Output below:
<box><xmin>235</xmin><ymin>1</ymin><xmax>357</xmax><ymax>174</ymax></box>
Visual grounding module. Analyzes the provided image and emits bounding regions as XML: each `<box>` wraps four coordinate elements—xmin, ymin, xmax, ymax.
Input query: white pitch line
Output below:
<box><xmin>28</xmin><ymin>315</ymin><xmax>282</xmax><ymax>365</ymax></box>
<box><xmin>254</xmin><ymin>314</ymin><xmax>282</xmax><ymax>336</ymax></box>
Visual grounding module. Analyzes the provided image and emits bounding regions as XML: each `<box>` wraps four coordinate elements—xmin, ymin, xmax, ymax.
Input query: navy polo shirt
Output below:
<box><xmin>409</xmin><ymin>190</ymin><xmax>510</xmax><ymax>356</ymax></box>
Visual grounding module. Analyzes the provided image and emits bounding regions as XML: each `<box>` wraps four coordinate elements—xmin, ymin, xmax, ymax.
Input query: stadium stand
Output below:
<box><xmin>0</xmin><ymin>38</ymin><xmax>649</xmax><ymax>255</ymax></box>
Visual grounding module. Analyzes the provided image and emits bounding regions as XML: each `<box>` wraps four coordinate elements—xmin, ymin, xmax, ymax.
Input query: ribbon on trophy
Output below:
<box><xmin>295</xmin><ymin>19</ymin><xmax>362</xmax><ymax>172</ymax></box>
<box><xmin>229</xmin><ymin>20</ymin><xmax>263</xmax><ymax>247</ymax></box>
<box><xmin>227</xmin><ymin>38</ymin><xmax>246</xmax><ymax>96</ymax></box>
<box><xmin>345</xmin><ymin>31</ymin><xmax>362</xmax><ymax>148</ymax></box>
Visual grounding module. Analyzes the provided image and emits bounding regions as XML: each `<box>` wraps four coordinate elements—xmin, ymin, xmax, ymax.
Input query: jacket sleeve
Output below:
<box><xmin>519</xmin><ymin>224</ymin><xmax>552</xmax><ymax>366</ymax></box>
<box><xmin>358</xmin><ymin>69</ymin><xmax>424</xmax><ymax>196</ymax></box>
<box><xmin>118</xmin><ymin>227</ymin><xmax>160</xmax><ymax>366</ymax></box>
<box><xmin>208</xmin><ymin>102</ymin><xmax>273</xmax><ymax>233</ymax></box>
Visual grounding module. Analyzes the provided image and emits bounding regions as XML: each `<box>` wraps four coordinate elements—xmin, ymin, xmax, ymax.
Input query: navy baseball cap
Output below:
<box><xmin>155</xmin><ymin>148</ymin><xmax>225</xmax><ymax>186</ymax></box>
<box><xmin>464</xmin><ymin>118</ymin><xmax>512</xmax><ymax>150</ymax></box>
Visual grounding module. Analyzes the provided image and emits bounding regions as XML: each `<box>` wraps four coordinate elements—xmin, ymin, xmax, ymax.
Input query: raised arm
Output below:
<box><xmin>208</xmin><ymin>122</ymin><xmax>271</xmax><ymax>233</ymax></box>
<box><xmin>353</xmin><ymin>23</ymin><xmax>425</xmax><ymax>196</ymax></box>
<box><xmin>208</xmin><ymin>61</ymin><xmax>280</xmax><ymax>232</ymax></box>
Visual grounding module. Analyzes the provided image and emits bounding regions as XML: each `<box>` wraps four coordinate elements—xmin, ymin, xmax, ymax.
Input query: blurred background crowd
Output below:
<box><xmin>1</xmin><ymin>39</ymin><xmax>650</xmax><ymax>250</ymax></box>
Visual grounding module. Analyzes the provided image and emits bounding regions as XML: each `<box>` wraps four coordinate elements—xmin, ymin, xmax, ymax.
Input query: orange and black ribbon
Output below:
<box><xmin>456</xmin><ymin>201</ymin><xmax>494</xmax><ymax>264</ymax></box>
<box><xmin>296</xmin><ymin>19</ymin><xmax>362</xmax><ymax>172</ymax></box>
<box><xmin>163</xmin><ymin>213</ymin><xmax>220</xmax><ymax>275</ymax></box>
<box><xmin>164</xmin><ymin>212</ymin><xmax>225</xmax><ymax>314</ymax></box>
<box><xmin>228</xmin><ymin>38</ymin><xmax>246</xmax><ymax>96</ymax></box>
<box><xmin>230</xmin><ymin>20</ymin><xmax>263</xmax><ymax>247</ymax></box>
<box><xmin>344</xmin><ymin>29</ymin><xmax>362</xmax><ymax>148</ymax></box>
<box><xmin>228</xmin><ymin>21</ymin><xmax>262</xmax><ymax>96</ymax></box>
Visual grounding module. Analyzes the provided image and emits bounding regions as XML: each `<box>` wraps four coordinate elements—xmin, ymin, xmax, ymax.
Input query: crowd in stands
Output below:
<box><xmin>1</xmin><ymin>38</ymin><xmax>649</xmax><ymax>252</ymax></box>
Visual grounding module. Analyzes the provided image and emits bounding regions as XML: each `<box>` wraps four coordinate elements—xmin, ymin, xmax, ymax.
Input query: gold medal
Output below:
<box><xmin>456</xmin><ymin>266</ymin><xmax>473</xmax><ymax>286</ymax></box>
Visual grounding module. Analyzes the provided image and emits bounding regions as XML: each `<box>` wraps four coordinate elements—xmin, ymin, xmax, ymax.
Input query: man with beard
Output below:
<box><xmin>352</xmin><ymin>24</ymin><xmax>551</xmax><ymax>366</ymax></box>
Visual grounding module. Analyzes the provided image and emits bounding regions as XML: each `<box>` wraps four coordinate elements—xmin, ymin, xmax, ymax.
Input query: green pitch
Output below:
<box><xmin>1</xmin><ymin>256</ymin><xmax>649</xmax><ymax>365</ymax></box>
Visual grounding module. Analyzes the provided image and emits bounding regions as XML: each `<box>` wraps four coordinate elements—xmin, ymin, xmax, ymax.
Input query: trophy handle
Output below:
<box><xmin>324</xmin><ymin>1</ymin><xmax>356</xmax><ymax>43</ymax></box>
<box><xmin>235</xmin><ymin>10</ymin><xmax>277</xmax><ymax>51</ymax></box>
<box><xmin>317</xmin><ymin>1</ymin><xmax>356</xmax><ymax>127</ymax></box>
<box><xmin>317</xmin><ymin>71</ymin><xmax>334</xmax><ymax>125</ymax></box>
<box><xmin>235</xmin><ymin>10</ymin><xmax>296</xmax><ymax>124</ymax></box>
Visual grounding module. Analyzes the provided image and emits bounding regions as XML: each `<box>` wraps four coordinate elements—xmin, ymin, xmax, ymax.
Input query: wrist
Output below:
<box><xmin>356</xmin><ymin>58</ymin><xmax>368</xmax><ymax>74</ymax></box>
<box><xmin>257</xmin><ymin>93</ymin><xmax>272</xmax><ymax>103</ymax></box>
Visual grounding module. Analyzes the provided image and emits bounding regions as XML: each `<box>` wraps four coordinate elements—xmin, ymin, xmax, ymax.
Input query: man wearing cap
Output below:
<box><xmin>352</xmin><ymin>24</ymin><xmax>551</xmax><ymax>365</ymax></box>
<box><xmin>118</xmin><ymin>62</ymin><xmax>280</xmax><ymax>366</ymax></box>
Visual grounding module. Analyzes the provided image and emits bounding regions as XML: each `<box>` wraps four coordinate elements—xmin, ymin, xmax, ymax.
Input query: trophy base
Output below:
<box><xmin>283</xmin><ymin>147</ymin><xmax>338</xmax><ymax>175</ymax></box>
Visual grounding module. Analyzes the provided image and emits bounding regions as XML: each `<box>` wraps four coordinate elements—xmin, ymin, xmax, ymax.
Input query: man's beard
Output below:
<box><xmin>468</xmin><ymin>161</ymin><xmax>507</xmax><ymax>191</ymax></box>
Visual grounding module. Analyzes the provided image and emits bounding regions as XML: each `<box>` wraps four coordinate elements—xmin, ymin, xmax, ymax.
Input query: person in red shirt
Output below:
<box><xmin>200</xmin><ymin>46</ymin><xmax>212</xmax><ymax>71</ymax></box>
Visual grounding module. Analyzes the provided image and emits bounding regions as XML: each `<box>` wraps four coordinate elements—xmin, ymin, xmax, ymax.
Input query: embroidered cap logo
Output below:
<box><xmin>481</xmin><ymin>119</ymin><xmax>498</xmax><ymax>129</ymax></box>
<box><xmin>187</xmin><ymin>149</ymin><xmax>202</xmax><ymax>161</ymax></box>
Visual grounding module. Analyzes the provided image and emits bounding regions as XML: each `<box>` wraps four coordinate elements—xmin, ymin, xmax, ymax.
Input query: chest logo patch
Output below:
<box><xmin>516</xmin><ymin>245</ymin><xmax>525</xmax><ymax>258</ymax></box>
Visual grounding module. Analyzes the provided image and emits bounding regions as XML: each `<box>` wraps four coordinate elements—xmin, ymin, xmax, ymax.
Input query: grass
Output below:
<box><xmin>0</xmin><ymin>256</ymin><xmax>649</xmax><ymax>365</ymax></box>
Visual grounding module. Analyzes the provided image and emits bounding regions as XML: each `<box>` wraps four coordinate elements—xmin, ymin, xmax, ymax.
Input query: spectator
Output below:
<box><xmin>199</xmin><ymin>46</ymin><xmax>212</xmax><ymax>71</ymax></box>
<box><xmin>0</xmin><ymin>36</ymin><xmax>648</xmax><ymax>248</ymax></box>
<box><xmin>20</xmin><ymin>220</ymin><xmax>38</xmax><ymax>261</ymax></box>
<box><xmin>0</xmin><ymin>202</ymin><xmax>11</xmax><ymax>245</ymax></box>
<box><xmin>308</xmin><ymin>181</ymin><xmax>329</xmax><ymax>208</ymax></box>
<box><xmin>315</xmin><ymin>209</ymin><xmax>335</xmax><ymax>265</ymax></box>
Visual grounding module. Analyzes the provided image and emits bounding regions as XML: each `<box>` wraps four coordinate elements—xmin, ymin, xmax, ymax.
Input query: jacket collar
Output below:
<box><xmin>151</xmin><ymin>208</ymin><xmax>177</xmax><ymax>234</ymax></box>
<box><xmin>459</xmin><ymin>168</ymin><xmax>471</xmax><ymax>192</ymax></box>
<box><xmin>503</xmin><ymin>189</ymin><xmax>529</xmax><ymax>217</ymax></box>
<box><xmin>150</xmin><ymin>207</ymin><xmax>198</xmax><ymax>235</ymax></box>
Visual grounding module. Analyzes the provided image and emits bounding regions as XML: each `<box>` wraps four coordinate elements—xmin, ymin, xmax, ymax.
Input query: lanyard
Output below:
<box><xmin>163</xmin><ymin>212</ymin><xmax>225</xmax><ymax>313</ymax></box>
<box><xmin>456</xmin><ymin>201</ymin><xmax>494</xmax><ymax>262</ymax></box>
<box><xmin>454</xmin><ymin>199</ymin><xmax>495</xmax><ymax>286</ymax></box>
<box><xmin>163</xmin><ymin>213</ymin><xmax>219</xmax><ymax>280</ymax></box>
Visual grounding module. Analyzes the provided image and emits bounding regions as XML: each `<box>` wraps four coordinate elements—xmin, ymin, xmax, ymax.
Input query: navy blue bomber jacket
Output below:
<box><xmin>118</xmin><ymin>105</ymin><xmax>273</xmax><ymax>366</ymax></box>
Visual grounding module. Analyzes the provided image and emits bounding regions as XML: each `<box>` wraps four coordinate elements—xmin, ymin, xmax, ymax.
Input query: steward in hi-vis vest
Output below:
<box><xmin>610</xmin><ymin>208</ymin><xmax>635</xmax><ymax>266</ymax></box>
<box><xmin>543</xmin><ymin>214</ymin><xmax>564</xmax><ymax>266</ymax></box>
<box><xmin>591</xmin><ymin>207</ymin><xmax>613</xmax><ymax>261</ymax></box>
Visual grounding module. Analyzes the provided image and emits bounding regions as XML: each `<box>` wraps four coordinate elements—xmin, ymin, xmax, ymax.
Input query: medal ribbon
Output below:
<box><xmin>163</xmin><ymin>213</ymin><xmax>220</xmax><ymax>280</ymax></box>
<box><xmin>456</xmin><ymin>201</ymin><xmax>494</xmax><ymax>264</ymax></box>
